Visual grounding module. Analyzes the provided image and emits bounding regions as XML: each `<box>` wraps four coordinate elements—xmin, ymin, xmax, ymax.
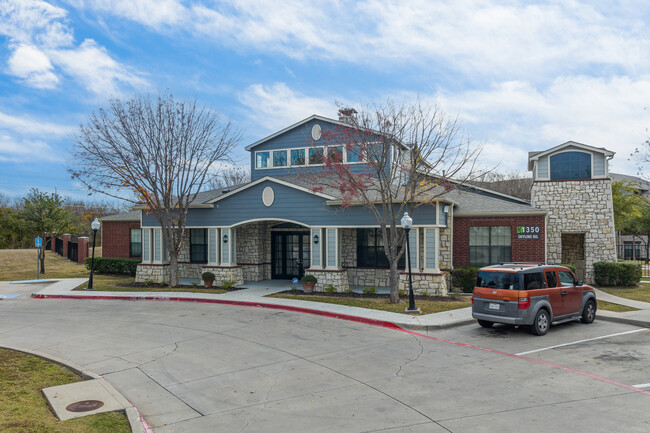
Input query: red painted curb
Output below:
<box><xmin>33</xmin><ymin>293</ymin><xmax>650</xmax><ymax>397</ymax></box>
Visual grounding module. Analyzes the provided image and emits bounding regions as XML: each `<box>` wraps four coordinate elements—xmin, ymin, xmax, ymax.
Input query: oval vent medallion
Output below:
<box><xmin>262</xmin><ymin>186</ymin><xmax>275</xmax><ymax>207</ymax></box>
<box><xmin>311</xmin><ymin>124</ymin><xmax>322</xmax><ymax>141</ymax></box>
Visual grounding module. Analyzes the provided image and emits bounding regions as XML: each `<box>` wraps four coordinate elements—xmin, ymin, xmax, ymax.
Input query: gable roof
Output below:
<box><xmin>204</xmin><ymin>175</ymin><xmax>338</xmax><ymax>204</ymax></box>
<box><xmin>245</xmin><ymin>114</ymin><xmax>409</xmax><ymax>152</ymax></box>
<box><xmin>528</xmin><ymin>141</ymin><xmax>614</xmax><ymax>170</ymax></box>
<box><xmin>245</xmin><ymin>115</ymin><xmax>349</xmax><ymax>151</ymax></box>
<box><xmin>99</xmin><ymin>210</ymin><xmax>140</xmax><ymax>222</ymax></box>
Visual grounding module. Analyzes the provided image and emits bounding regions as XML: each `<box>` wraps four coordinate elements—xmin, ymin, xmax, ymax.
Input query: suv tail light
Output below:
<box><xmin>518</xmin><ymin>297</ymin><xmax>530</xmax><ymax>309</ymax></box>
<box><xmin>471</xmin><ymin>296</ymin><xmax>475</xmax><ymax>304</ymax></box>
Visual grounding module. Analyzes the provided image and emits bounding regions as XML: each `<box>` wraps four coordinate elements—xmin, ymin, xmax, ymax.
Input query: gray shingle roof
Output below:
<box><xmin>100</xmin><ymin>210</ymin><xmax>140</xmax><ymax>221</ymax></box>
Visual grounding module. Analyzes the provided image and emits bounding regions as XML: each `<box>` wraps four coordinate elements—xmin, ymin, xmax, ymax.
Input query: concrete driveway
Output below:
<box><xmin>1</xmin><ymin>281</ymin><xmax>649</xmax><ymax>432</ymax></box>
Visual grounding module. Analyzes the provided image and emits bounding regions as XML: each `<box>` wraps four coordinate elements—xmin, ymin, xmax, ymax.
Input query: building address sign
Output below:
<box><xmin>516</xmin><ymin>225</ymin><xmax>540</xmax><ymax>240</ymax></box>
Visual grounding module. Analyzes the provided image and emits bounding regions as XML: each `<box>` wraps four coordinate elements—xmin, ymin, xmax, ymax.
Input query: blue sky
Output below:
<box><xmin>1</xmin><ymin>0</ymin><xmax>649</xmax><ymax>200</ymax></box>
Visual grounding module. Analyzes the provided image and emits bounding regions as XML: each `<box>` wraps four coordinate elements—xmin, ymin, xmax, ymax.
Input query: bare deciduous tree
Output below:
<box><xmin>208</xmin><ymin>165</ymin><xmax>250</xmax><ymax>189</ymax></box>
<box><xmin>471</xmin><ymin>170</ymin><xmax>533</xmax><ymax>200</ymax></box>
<box><xmin>69</xmin><ymin>93</ymin><xmax>241</xmax><ymax>286</ymax></box>
<box><xmin>316</xmin><ymin>101</ymin><xmax>485</xmax><ymax>303</ymax></box>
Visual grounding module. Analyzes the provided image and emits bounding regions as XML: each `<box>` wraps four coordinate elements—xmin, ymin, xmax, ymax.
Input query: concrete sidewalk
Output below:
<box><xmin>21</xmin><ymin>279</ymin><xmax>650</xmax><ymax>330</ymax></box>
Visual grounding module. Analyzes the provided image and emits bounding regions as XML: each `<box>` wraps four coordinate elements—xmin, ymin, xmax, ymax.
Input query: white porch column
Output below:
<box><xmin>423</xmin><ymin>227</ymin><xmax>439</xmax><ymax>272</ymax></box>
<box><xmin>325</xmin><ymin>228</ymin><xmax>340</xmax><ymax>269</ymax></box>
<box><xmin>310</xmin><ymin>228</ymin><xmax>323</xmax><ymax>269</ymax></box>
<box><xmin>220</xmin><ymin>228</ymin><xmax>236</xmax><ymax>265</ymax></box>
<box><xmin>408</xmin><ymin>227</ymin><xmax>420</xmax><ymax>271</ymax></box>
<box><xmin>142</xmin><ymin>228</ymin><xmax>152</xmax><ymax>263</ymax></box>
<box><xmin>208</xmin><ymin>228</ymin><xmax>219</xmax><ymax>265</ymax></box>
<box><xmin>153</xmin><ymin>228</ymin><xmax>162</xmax><ymax>263</ymax></box>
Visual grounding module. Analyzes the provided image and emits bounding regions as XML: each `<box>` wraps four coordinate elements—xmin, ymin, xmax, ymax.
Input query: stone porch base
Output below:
<box><xmin>399</xmin><ymin>271</ymin><xmax>448</xmax><ymax>296</ymax></box>
<box><xmin>305</xmin><ymin>269</ymin><xmax>350</xmax><ymax>292</ymax></box>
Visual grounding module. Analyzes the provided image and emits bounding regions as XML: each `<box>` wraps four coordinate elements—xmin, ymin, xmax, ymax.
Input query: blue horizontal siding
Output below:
<box><xmin>250</xmin><ymin>118</ymin><xmax>385</xmax><ymax>181</ymax></box>
<box><xmin>140</xmin><ymin>181</ymin><xmax>438</xmax><ymax>228</ymax></box>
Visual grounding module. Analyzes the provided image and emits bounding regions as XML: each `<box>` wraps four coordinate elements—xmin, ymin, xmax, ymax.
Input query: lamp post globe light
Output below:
<box><xmin>401</xmin><ymin>212</ymin><xmax>420</xmax><ymax>313</ymax></box>
<box><xmin>87</xmin><ymin>218</ymin><xmax>101</xmax><ymax>290</ymax></box>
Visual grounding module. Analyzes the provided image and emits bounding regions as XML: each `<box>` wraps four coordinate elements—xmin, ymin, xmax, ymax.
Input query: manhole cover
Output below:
<box><xmin>66</xmin><ymin>400</ymin><xmax>104</xmax><ymax>412</ymax></box>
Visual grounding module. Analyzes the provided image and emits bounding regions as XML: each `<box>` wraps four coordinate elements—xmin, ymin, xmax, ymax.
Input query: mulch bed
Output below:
<box><xmin>276</xmin><ymin>290</ymin><xmax>467</xmax><ymax>302</ymax></box>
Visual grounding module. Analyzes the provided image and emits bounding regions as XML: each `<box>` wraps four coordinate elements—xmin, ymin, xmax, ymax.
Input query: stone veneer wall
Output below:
<box><xmin>340</xmin><ymin>229</ymin><xmax>356</xmax><ymax>268</ymax></box>
<box><xmin>399</xmin><ymin>272</ymin><xmax>447</xmax><ymax>295</ymax></box>
<box><xmin>202</xmin><ymin>265</ymin><xmax>244</xmax><ymax>285</ymax></box>
<box><xmin>347</xmin><ymin>268</ymin><xmax>390</xmax><ymax>288</ymax></box>
<box><xmin>306</xmin><ymin>269</ymin><xmax>350</xmax><ymax>292</ymax></box>
<box><xmin>438</xmin><ymin>226</ymin><xmax>452</xmax><ymax>270</ymax></box>
<box><xmin>136</xmin><ymin>264</ymin><xmax>169</xmax><ymax>283</ymax></box>
<box><xmin>237</xmin><ymin>222</ymin><xmax>272</xmax><ymax>282</ymax></box>
<box><xmin>531</xmin><ymin>179</ymin><xmax>616</xmax><ymax>283</ymax></box>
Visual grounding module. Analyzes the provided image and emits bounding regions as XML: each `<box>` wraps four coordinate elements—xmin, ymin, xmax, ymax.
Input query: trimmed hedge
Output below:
<box><xmin>452</xmin><ymin>266</ymin><xmax>481</xmax><ymax>293</ymax></box>
<box><xmin>594</xmin><ymin>261</ymin><xmax>641</xmax><ymax>286</ymax></box>
<box><xmin>85</xmin><ymin>257</ymin><xmax>141</xmax><ymax>276</ymax></box>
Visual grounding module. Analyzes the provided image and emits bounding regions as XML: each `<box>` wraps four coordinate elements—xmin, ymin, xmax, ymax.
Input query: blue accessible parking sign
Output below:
<box><xmin>35</xmin><ymin>237</ymin><xmax>42</xmax><ymax>248</ymax></box>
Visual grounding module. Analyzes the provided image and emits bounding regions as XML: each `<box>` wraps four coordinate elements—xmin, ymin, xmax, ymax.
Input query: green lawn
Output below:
<box><xmin>0</xmin><ymin>349</ymin><xmax>130</xmax><ymax>433</ymax></box>
<box><xmin>269</xmin><ymin>292</ymin><xmax>471</xmax><ymax>315</ymax></box>
<box><xmin>600</xmin><ymin>285</ymin><xmax>650</xmax><ymax>304</ymax></box>
<box><xmin>0</xmin><ymin>249</ymin><xmax>90</xmax><ymax>281</ymax></box>
<box><xmin>597</xmin><ymin>300</ymin><xmax>639</xmax><ymax>313</ymax></box>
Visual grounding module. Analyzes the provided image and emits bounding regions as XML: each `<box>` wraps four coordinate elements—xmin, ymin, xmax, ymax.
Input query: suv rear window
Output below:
<box><xmin>476</xmin><ymin>271</ymin><xmax>519</xmax><ymax>290</ymax></box>
<box><xmin>523</xmin><ymin>272</ymin><xmax>545</xmax><ymax>290</ymax></box>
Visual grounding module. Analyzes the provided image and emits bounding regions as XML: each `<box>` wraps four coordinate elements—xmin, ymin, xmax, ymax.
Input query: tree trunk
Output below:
<box><xmin>389</xmin><ymin>261</ymin><xmax>401</xmax><ymax>304</ymax></box>
<box><xmin>169</xmin><ymin>249</ymin><xmax>179</xmax><ymax>287</ymax></box>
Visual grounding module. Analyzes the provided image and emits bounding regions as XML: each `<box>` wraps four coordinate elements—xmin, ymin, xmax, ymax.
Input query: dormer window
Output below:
<box><xmin>550</xmin><ymin>151</ymin><xmax>591</xmax><ymax>180</ymax></box>
<box><xmin>327</xmin><ymin>146</ymin><xmax>343</xmax><ymax>163</ymax></box>
<box><xmin>291</xmin><ymin>149</ymin><xmax>305</xmax><ymax>165</ymax></box>
<box><xmin>309</xmin><ymin>147</ymin><xmax>324</xmax><ymax>164</ymax></box>
<box><xmin>347</xmin><ymin>145</ymin><xmax>363</xmax><ymax>162</ymax></box>
<box><xmin>273</xmin><ymin>150</ymin><xmax>287</xmax><ymax>167</ymax></box>
<box><xmin>256</xmin><ymin>152</ymin><xmax>270</xmax><ymax>168</ymax></box>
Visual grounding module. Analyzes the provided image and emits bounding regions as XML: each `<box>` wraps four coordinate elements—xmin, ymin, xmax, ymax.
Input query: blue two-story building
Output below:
<box><xmin>126</xmin><ymin>114</ymin><xmax>562</xmax><ymax>293</ymax></box>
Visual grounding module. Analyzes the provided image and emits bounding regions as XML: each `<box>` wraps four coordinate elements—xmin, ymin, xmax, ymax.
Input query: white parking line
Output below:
<box><xmin>516</xmin><ymin>329</ymin><xmax>648</xmax><ymax>356</ymax></box>
<box><xmin>633</xmin><ymin>383</ymin><xmax>650</xmax><ymax>389</ymax></box>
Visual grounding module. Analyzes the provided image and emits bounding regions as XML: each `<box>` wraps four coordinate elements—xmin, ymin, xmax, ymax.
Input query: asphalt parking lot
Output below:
<box><xmin>0</xmin><ymin>282</ymin><xmax>648</xmax><ymax>432</ymax></box>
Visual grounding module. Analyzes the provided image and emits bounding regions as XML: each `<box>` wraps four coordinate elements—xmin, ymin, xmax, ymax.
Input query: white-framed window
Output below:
<box><xmin>273</xmin><ymin>150</ymin><xmax>288</xmax><ymax>167</ymax></box>
<box><xmin>291</xmin><ymin>149</ymin><xmax>305</xmax><ymax>166</ymax></box>
<box><xmin>255</xmin><ymin>144</ymin><xmax>367</xmax><ymax>169</ymax></box>
<box><xmin>308</xmin><ymin>147</ymin><xmax>324</xmax><ymax>165</ymax></box>
<box><xmin>256</xmin><ymin>152</ymin><xmax>270</xmax><ymax>168</ymax></box>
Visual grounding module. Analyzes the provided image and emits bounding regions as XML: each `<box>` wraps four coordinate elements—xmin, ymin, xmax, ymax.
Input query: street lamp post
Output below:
<box><xmin>86</xmin><ymin>218</ymin><xmax>101</xmax><ymax>290</ymax></box>
<box><xmin>401</xmin><ymin>212</ymin><xmax>420</xmax><ymax>313</ymax></box>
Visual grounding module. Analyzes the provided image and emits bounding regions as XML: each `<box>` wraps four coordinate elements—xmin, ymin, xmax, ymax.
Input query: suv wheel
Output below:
<box><xmin>531</xmin><ymin>309</ymin><xmax>550</xmax><ymax>336</ymax></box>
<box><xmin>581</xmin><ymin>299</ymin><xmax>596</xmax><ymax>324</ymax></box>
<box><xmin>477</xmin><ymin>320</ymin><xmax>494</xmax><ymax>328</ymax></box>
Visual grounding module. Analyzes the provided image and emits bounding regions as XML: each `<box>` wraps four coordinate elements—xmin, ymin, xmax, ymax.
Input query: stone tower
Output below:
<box><xmin>529</xmin><ymin>141</ymin><xmax>616</xmax><ymax>284</ymax></box>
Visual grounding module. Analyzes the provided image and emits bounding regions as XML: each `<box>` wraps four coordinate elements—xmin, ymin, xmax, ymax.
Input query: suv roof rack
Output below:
<box><xmin>498</xmin><ymin>262</ymin><xmax>545</xmax><ymax>266</ymax></box>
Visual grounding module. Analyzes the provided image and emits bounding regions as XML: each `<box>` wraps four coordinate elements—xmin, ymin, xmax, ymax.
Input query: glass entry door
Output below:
<box><xmin>272</xmin><ymin>232</ymin><xmax>310</xmax><ymax>279</ymax></box>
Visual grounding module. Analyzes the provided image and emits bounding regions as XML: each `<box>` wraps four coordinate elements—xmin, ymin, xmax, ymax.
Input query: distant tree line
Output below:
<box><xmin>0</xmin><ymin>189</ymin><xmax>125</xmax><ymax>251</ymax></box>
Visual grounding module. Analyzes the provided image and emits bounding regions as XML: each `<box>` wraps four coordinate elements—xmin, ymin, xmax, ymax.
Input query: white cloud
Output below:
<box><xmin>50</xmin><ymin>39</ymin><xmax>147</xmax><ymax>97</ymax></box>
<box><xmin>1</xmin><ymin>0</ymin><xmax>146</xmax><ymax>95</ymax></box>
<box><xmin>239</xmin><ymin>82</ymin><xmax>340</xmax><ymax>131</ymax></box>
<box><xmin>7</xmin><ymin>44</ymin><xmax>59</xmax><ymax>89</ymax></box>
<box><xmin>438</xmin><ymin>76</ymin><xmax>650</xmax><ymax>175</ymax></box>
<box><xmin>0</xmin><ymin>134</ymin><xmax>63</xmax><ymax>162</ymax></box>
<box><xmin>65</xmin><ymin>1</ymin><xmax>650</xmax><ymax>80</ymax></box>
<box><xmin>0</xmin><ymin>111</ymin><xmax>75</xmax><ymax>136</ymax></box>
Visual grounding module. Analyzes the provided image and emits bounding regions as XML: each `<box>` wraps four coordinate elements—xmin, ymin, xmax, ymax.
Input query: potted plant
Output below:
<box><xmin>300</xmin><ymin>274</ymin><xmax>317</xmax><ymax>293</ymax></box>
<box><xmin>202</xmin><ymin>271</ymin><xmax>216</xmax><ymax>288</ymax></box>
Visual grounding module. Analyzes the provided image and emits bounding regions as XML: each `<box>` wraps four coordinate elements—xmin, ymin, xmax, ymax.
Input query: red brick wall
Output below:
<box><xmin>453</xmin><ymin>215</ymin><xmax>545</xmax><ymax>267</ymax></box>
<box><xmin>77</xmin><ymin>237</ymin><xmax>89</xmax><ymax>264</ymax></box>
<box><xmin>102</xmin><ymin>221</ymin><xmax>141</xmax><ymax>259</ymax></box>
